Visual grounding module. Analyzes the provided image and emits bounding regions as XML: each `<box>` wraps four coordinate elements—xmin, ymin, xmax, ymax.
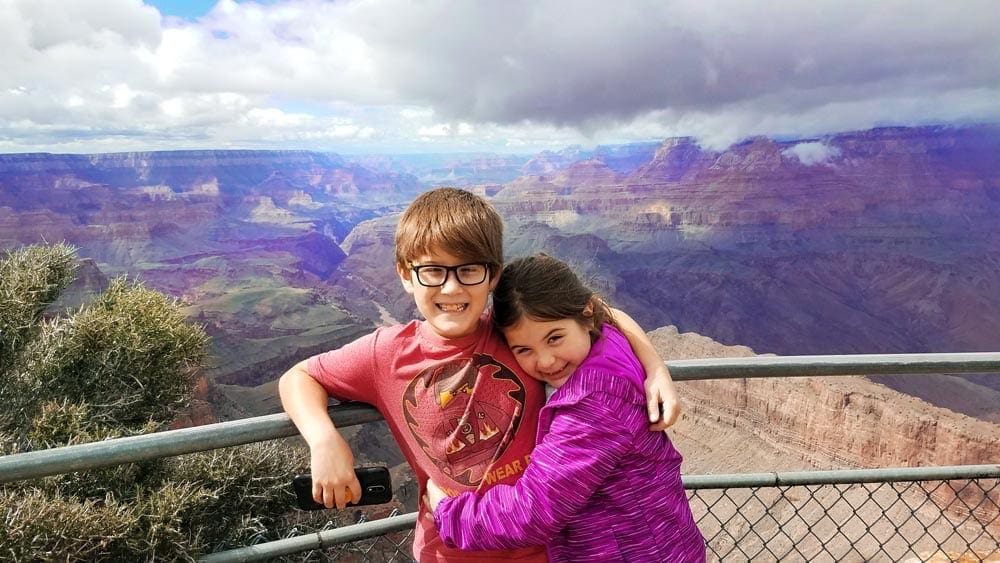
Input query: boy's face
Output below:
<box><xmin>398</xmin><ymin>247</ymin><xmax>499</xmax><ymax>339</ymax></box>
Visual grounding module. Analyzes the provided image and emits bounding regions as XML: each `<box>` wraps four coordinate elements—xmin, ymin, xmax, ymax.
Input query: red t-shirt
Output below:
<box><xmin>307</xmin><ymin>313</ymin><xmax>547</xmax><ymax>562</ymax></box>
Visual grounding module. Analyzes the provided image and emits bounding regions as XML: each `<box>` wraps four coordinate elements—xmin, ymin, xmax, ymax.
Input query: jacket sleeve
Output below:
<box><xmin>433</xmin><ymin>391</ymin><xmax>636</xmax><ymax>551</ymax></box>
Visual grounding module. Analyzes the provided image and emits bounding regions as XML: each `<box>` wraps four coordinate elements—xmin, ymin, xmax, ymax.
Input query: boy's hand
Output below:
<box><xmin>279</xmin><ymin>362</ymin><xmax>361</xmax><ymax>509</ymax></box>
<box><xmin>646</xmin><ymin>366</ymin><xmax>681</xmax><ymax>431</ymax></box>
<box><xmin>309</xmin><ymin>434</ymin><xmax>362</xmax><ymax>510</ymax></box>
<box><xmin>424</xmin><ymin>479</ymin><xmax>447</xmax><ymax>513</ymax></box>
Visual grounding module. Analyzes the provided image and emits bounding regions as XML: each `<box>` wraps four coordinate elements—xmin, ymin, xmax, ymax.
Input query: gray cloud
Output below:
<box><xmin>355</xmin><ymin>0</ymin><xmax>1000</xmax><ymax>129</ymax></box>
<box><xmin>1</xmin><ymin>0</ymin><xmax>998</xmax><ymax>153</ymax></box>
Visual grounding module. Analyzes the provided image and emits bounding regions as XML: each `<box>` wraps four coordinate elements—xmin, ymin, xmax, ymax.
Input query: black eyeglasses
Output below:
<box><xmin>409</xmin><ymin>262</ymin><xmax>490</xmax><ymax>287</ymax></box>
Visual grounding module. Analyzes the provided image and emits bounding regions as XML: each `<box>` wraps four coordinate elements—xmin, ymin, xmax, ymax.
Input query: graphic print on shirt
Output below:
<box><xmin>402</xmin><ymin>353</ymin><xmax>525</xmax><ymax>487</ymax></box>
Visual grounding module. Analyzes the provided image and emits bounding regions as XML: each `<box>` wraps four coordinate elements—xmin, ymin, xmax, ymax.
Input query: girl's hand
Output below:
<box><xmin>424</xmin><ymin>479</ymin><xmax>447</xmax><ymax>512</ymax></box>
<box><xmin>608</xmin><ymin>307</ymin><xmax>681</xmax><ymax>431</ymax></box>
<box><xmin>646</xmin><ymin>366</ymin><xmax>682</xmax><ymax>431</ymax></box>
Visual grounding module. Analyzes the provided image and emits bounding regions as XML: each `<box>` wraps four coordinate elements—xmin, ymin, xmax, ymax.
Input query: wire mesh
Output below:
<box><xmin>692</xmin><ymin>477</ymin><xmax>1000</xmax><ymax>562</ymax></box>
<box><xmin>290</xmin><ymin>476</ymin><xmax>1000</xmax><ymax>562</ymax></box>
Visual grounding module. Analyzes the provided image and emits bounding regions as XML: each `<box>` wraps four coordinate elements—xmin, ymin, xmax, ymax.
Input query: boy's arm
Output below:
<box><xmin>279</xmin><ymin>360</ymin><xmax>362</xmax><ymax>509</ymax></box>
<box><xmin>611</xmin><ymin>308</ymin><xmax>682</xmax><ymax>430</ymax></box>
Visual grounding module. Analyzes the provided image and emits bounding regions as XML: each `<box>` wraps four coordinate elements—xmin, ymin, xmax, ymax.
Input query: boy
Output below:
<box><xmin>279</xmin><ymin>187</ymin><xmax>680</xmax><ymax>562</ymax></box>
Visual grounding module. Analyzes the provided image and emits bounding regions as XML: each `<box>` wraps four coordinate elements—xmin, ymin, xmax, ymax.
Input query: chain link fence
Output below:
<box><xmin>284</xmin><ymin>474</ymin><xmax>1000</xmax><ymax>562</ymax></box>
<box><xmin>692</xmin><ymin>477</ymin><xmax>999</xmax><ymax>562</ymax></box>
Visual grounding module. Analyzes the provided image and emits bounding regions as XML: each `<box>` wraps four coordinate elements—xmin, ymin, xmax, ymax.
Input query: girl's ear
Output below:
<box><xmin>583</xmin><ymin>300</ymin><xmax>601</xmax><ymax>342</ymax></box>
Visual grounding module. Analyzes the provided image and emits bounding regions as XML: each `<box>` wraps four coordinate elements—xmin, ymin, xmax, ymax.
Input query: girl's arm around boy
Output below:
<box><xmin>611</xmin><ymin>308</ymin><xmax>681</xmax><ymax>430</ymax></box>
<box><xmin>427</xmin><ymin>390</ymin><xmax>638</xmax><ymax>551</ymax></box>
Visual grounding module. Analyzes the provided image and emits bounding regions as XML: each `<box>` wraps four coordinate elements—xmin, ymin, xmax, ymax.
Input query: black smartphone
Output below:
<box><xmin>292</xmin><ymin>466</ymin><xmax>393</xmax><ymax>510</ymax></box>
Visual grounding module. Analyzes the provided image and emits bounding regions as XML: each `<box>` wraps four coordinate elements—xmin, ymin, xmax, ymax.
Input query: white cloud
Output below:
<box><xmin>0</xmin><ymin>0</ymin><xmax>998</xmax><ymax>153</ymax></box>
<box><xmin>783</xmin><ymin>142</ymin><xmax>841</xmax><ymax>166</ymax></box>
<box><xmin>158</xmin><ymin>97</ymin><xmax>185</xmax><ymax>118</ymax></box>
<box><xmin>399</xmin><ymin>107</ymin><xmax>432</xmax><ymax>120</ymax></box>
<box><xmin>244</xmin><ymin>107</ymin><xmax>310</xmax><ymax>128</ymax></box>
<box><xmin>108</xmin><ymin>83</ymin><xmax>139</xmax><ymax>108</ymax></box>
<box><xmin>416</xmin><ymin>122</ymin><xmax>475</xmax><ymax>137</ymax></box>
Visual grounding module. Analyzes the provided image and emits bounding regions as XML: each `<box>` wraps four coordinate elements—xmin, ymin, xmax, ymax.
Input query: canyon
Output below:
<box><xmin>330</xmin><ymin>125</ymin><xmax>1000</xmax><ymax>421</ymax></box>
<box><xmin>2</xmin><ymin>125</ymin><xmax>999</xmax><ymax>460</ymax></box>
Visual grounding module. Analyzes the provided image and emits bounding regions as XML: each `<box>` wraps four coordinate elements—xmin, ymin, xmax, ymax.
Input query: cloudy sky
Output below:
<box><xmin>2</xmin><ymin>0</ymin><xmax>998</xmax><ymax>155</ymax></box>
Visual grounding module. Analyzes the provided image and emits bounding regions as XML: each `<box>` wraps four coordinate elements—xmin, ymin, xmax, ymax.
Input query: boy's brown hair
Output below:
<box><xmin>394</xmin><ymin>187</ymin><xmax>504</xmax><ymax>273</ymax></box>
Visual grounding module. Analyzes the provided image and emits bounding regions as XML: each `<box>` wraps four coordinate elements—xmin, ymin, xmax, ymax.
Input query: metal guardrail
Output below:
<box><xmin>201</xmin><ymin>465</ymin><xmax>1000</xmax><ymax>562</ymax></box>
<box><xmin>2</xmin><ymin>353</ymin><xmax>999</xmax><ymax>561</ymax></box>
<box><xmin>664</xmin><ymin>352</ymin><xmax>1000</xmax><ymax>380</ymax></box>
<box><xmin>200</xmin><ymin>510</ymin><xmax>419</xmax><ymax>562</ymax></box>
<box><xmin>0</xmin><ymin>403</ymin><xmax>383</xmax><ymax>485</ymax></box>
<box><xmin>4</xmin><ymin>352</ymin><xmax>999</xmax><ymax>485</ymax></box>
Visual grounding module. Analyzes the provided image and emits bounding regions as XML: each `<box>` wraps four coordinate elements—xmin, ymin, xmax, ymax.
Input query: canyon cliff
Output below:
<box><xmin>0</xmin><ymin>150</ymin><xmax>425</xmax><ymax>388</ymax></box>
<box><xmin>491</xmin><ymin>126</ymin><xmax>1000</xmax><ymax>419</ymax></box>
<box><xmin>654</xmin><ymin>326</ymin><xmax>1000</xmax><ymax>472</ymax></box>
<box><xmin>2</xmin><ymin>126</ymin><xmax>999</xmax><ymax>423</ymax></box>
<box><xmin>655</xmin><ymin>325</ymin><xmax>1000</xmax><ymax>555</ymax></box>
<box><xmin>3</xmin><ymin>128</ymin><xmax>998</xmax><ymax>539</ymax></box>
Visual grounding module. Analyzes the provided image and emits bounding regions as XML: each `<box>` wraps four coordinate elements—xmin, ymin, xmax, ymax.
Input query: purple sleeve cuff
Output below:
<box><xmin>433</xmin><ymin>494</ymin><xmax>467</xmax><ymax>549</ymax></box>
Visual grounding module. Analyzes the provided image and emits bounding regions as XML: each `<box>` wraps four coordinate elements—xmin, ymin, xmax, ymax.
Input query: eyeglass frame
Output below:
<box><xmin>407</xmin><ymin>262</ymin><xmax>492</xmax><ymax>288</ymax></box>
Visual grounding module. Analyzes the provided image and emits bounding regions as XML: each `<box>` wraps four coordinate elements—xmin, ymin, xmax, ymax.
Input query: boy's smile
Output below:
<box><xmin>398</xmin><ymin>248</ymin><xmax>498</xmax><ymax>340</ymax></box>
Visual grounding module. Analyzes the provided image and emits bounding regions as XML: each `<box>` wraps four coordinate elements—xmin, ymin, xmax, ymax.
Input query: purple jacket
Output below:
<box><xmin>434</xmin><ymin>325</ymin><xmax>705</xmax><ymax>562</ymax></box>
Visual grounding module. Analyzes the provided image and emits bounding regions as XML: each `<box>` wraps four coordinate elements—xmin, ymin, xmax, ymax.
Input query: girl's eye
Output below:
<box><xmin>514</xmin><ymin>348</ymin><xmax>531</xmax><ymax>356</ymax></box>
<box><xmin>547</xmin><ymin>335</ymin><xmax>563</xmax><ymax>345</ymax></box>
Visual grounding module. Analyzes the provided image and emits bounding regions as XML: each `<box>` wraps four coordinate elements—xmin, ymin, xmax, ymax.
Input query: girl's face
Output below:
<box><xmin>502</xmin><ymin>316</ymin><xmax>593</xmax><ymax>388</ymax></box>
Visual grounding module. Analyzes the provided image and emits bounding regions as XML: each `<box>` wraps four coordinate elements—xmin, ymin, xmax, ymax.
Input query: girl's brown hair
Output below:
<box><xmin>493</xmin><ymin>253</ymin><xmax>617</xmax><ymax>342</ymax></box>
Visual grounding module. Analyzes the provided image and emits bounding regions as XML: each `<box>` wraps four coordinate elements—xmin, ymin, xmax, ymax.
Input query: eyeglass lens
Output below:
<box><xmin>413</xmin><ymin>264</ymin><xmax>487</xmax><ymax>287</ymax></box>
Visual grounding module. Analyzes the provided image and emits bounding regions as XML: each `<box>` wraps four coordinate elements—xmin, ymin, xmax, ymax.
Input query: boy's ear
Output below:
<box><xmin>398</xmin><ymin>263</ymin><xmax>416</xmax><ymax>294</ymax></box>
<box><xmin>488</xmin><ymin>268</ymin><xmax>501</xmax><ymax>292</ymax></box>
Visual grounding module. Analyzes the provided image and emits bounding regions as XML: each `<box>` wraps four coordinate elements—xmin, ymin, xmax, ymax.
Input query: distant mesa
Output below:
<box><xmin>2</xmin><ymin>124</ymin><xmax>999</xmax><ymax>425</ymax></box>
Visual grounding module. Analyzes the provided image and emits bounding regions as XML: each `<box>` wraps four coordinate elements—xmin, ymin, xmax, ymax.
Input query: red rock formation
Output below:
<box><xmin>653</xmin><ymin>324</ymin><xmax>1000</xmax><ymax>469</ymax></box>
<box><xmin>4</xmin><ymin>127</ymin><xmax>1000</xmax><ymax>421</ymax></box>
<box><xmin>168</xmin><ymin>375</ymin><xmax>217</xmax><ymax>429</ymax></box>
<box><xmin>484</xmin><ymin>126</ymin><xmax>1000</xmax><ymax>419</ymax></box>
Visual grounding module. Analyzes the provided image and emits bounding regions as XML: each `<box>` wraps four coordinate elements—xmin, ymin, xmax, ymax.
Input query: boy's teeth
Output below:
<box><xmin>439</xmin><ymin>304</ymin><xmax>466</xmax><ymax>312</ymax></box>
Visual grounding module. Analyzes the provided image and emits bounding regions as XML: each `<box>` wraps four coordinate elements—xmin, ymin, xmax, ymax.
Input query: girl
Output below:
<box><xmin>425</xmin><ymin>253</ymin><xmax>705</xmax><ymax>562</ymax></box>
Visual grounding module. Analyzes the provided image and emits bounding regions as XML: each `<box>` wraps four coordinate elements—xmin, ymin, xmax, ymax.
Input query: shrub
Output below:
<box><xmin>0</xmin><ymin>244</ymin><xmax>303</xmax><ymax>560</ymax></box>
<box><xmin>0</xmin><ymin>243</ymin><xmax>77</xmax><ymax>372</ymax></box>
<box><xmin>0</xmin><ymin>488</ymin><xmax>139</xmax><ymax>561</ymax></box>
<box><xmin>14</xmin><ymin>276</ymin><xmax>208</xmax><ymax>433</ymax></box>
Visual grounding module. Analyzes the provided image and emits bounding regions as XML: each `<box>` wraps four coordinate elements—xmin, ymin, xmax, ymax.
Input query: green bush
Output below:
<box><xmin>0</xmin><ymin>244</ymin><xmax>304</xmax><ymax>560</ymax></box>
<box><xmin>0</xmin><ymin>243</ymin><xmax>77</xmax><ymax>372</ymax></box>
<box><xmin>15</xmin><ymin>276</ymin><xmax>208</xmax><ymax>432</ymax></box>
<box><xmin>0</xmin><ymin>488</ymin><xmax>140</xmax><ymax>562</ymax></box>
